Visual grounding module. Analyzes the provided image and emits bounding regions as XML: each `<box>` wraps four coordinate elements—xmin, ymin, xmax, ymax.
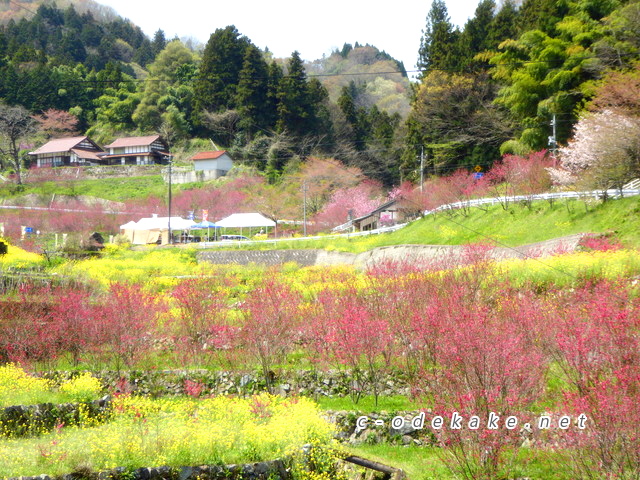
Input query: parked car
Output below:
<box><xmin>220</xmin><ymin>235</ymin><xmax>250</xmax><ymax>241</ymax></box>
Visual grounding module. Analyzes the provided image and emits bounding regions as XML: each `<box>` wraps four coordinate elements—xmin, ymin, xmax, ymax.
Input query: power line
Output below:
<box><xmin>7</xmin><ymin>0</ymin><xmax>38</xmax><ymax>16</ymax></box>
<box><xmin>303</xmin><ymin>155</ymin><xmax>631</xmax><ymax>290</ymax></box>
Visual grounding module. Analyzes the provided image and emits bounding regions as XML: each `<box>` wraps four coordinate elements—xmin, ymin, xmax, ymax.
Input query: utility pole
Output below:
<box><xmin>420</xmin><ymin>146</ymin><xmax>425</xmax><ymax>193</ymax></box>
<box><xmin>302</xmin><ymin>181</ymin><xmax>308</xmax><ymax>237</ymax></box>
<box><xmin>167</xmin><ymin>156</ymin><xmax>173</xmax><ymax>244</ymax></box>
<box><xmin>549</xmin><ymin>114</ymin><xmax>557</xmax><ymax>158</ymax></box>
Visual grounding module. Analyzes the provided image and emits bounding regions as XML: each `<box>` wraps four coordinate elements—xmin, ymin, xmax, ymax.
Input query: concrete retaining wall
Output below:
<box><xmin>197</xmin><ymin>249</ymin><xmax>355</xmax><ymax>267</ymax></box>
<box><xmin>197</xmin><ymin>234</ymin><xmax>586</xmax><ymax>268</ymax></box>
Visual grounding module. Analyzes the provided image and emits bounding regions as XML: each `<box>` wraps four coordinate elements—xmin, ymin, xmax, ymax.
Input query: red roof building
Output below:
<box><xmin>101</xmin><ymin>135</ymin><xmax>171</xmax><ymax>165</ymax></box>
<box><xmin>29</xmin><ymin>136</ymin><xmax>104</xmax><ymax>168</ymax></box>
<box><xmin>191</xmin><ymin>150</ymin><xmax>234</xmax><ymax>178</ymax></box>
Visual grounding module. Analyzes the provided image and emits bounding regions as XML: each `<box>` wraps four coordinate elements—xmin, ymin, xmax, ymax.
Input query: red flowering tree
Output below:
<box><xmin>487</xmin><ymin>150</ymin><xmax>553</xmax><ymax>209</ymax></box>
<box><xmin>169</xmin><ymin>277</ymin><xmax>235</xmax><ymax>367</ymax></box>
<box><xmin>550</xmin><ymin>281</ymin><xmax>640</xmax><ymax>479</ymax></box>
<box><xmin>237</xmin><ymin>279</ymin><xmax>302</xmax><ymax>393</ymax></box>
<box><xmin>93</xmin><ymin>283</ymin><xmax>164</xmax><ymax>371</ymax></box>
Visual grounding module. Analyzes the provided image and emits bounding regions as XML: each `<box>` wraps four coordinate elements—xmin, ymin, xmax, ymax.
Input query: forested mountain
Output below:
<box><xmin>0</xmin><ymin>0</ymin><xmax>117</xmax><ymax>24</ymax></box>
<box><xmin>0</xmin><ymin>0</ymin><xmax>638</xmax><ymax>190</ymax></box>
<box><xmin>403</xmin><ymin>0</ymin><xmax>640</xmax><ymax>180</ymax></box>
<box><xmin>308</xmin><ymin>43</ymin><xmax>411</xmax><ymax>117</ymax></box>
<box><xmin>0</xmin><ymin>2</ymin><xmax>406</xmax><ymax>185</ymax></box>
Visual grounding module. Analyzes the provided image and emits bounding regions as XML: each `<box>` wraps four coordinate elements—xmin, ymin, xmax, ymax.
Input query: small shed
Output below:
<box><xmin>191</xmin><ymin>150</ymin><xmax>234</xmax><ymax>178</ymax></box>
<box><xmin>351</xmin><ymin>200</ymin><xmax>402</xmax><ymax>231</ymax></box>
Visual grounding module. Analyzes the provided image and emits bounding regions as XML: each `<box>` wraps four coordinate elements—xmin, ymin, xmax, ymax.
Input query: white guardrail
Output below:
<box><xmin>201</xmin><ymin>188</ymin><xmax>640</xmax><ymax>248</ymax></box>
<box><xmin>199</xmin><ymin>224</ymin><xmax>408</xmax><ymax>248</ymax></box>
<box><xmin>425</xmin><ymin>188</ymin><xmax>640</xmax><ymax>215</ymax></box>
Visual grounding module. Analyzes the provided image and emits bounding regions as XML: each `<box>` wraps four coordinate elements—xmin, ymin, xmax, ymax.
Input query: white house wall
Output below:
<box><xmin>217</xmin><ymin>154</ymin><xmax>233</xmax><ymax>171</ymax></box>
<box><xmin>193</xmin><ymin>154</ymin><xmax>233</xmax><ymax>172</ymax></box>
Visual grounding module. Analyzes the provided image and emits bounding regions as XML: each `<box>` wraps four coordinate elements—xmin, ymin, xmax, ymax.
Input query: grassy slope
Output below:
<box><xmin>222</xmin><ymin>196</ymin><xmax>640</xmax><ymax>252</ymax></box>
<box><xmin>0</xmin><ymin>176</ymin><xmax>210</xmax><ymax>203</ymax></box>
<box><xmin>0</xmin><ymin>177</ymin><xmax>165</xmax><ymax>202</ymax></box>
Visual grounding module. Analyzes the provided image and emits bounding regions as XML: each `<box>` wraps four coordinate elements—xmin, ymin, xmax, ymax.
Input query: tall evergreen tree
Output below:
<box><xmin>417</xmin><ymin>0</ymin><xmax>459</xmax><ymax>75</ymax></box>
<box><xmin>236</xmin><ymin>45</ymin><xmax>270</xmax><ymax>135</ymax></box>
<box><xmin>486</xmin><ymin>0</ymin><xmax>520</xmax><ymax>49</ymax></box>
<box><xmin>194</xmin><ymin>25</ymin><xmax>251</xmax><ymax>118</ymax></box>
<box><xmin>265</xmin><ymin>61</ymin><xmax>283</xmax><ymax>129</ymax></box>
<box><xmin>457</xmin><ymin>0</ymin><xmax>496</xmax><ymax>70</ymax></box>
<box><xmin>338</xmin><ymin>82</ymin><xmax>368</xmax><ymax>149</ymax></box>
<box><xmin>518</xmin><ymin>0</ymin><xmax>570</xmax><ymax>35</ymax></box>
<box><xmin>151</xmin><ymin>29</ymin><xmax>167</xmax><ymax>56</ymax></box>
<box><xmin>276</xmin><ymin>51</ymin><xmax>312</xmax><ymax>136</ymax></box>
<box><xmin>306</xmin><ymin>77</ymin><xmax>332</xmax><ymax>142</ymax></box>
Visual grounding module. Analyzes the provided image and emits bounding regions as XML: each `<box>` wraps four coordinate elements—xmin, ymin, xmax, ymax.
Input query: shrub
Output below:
<box><xmin>59</xmin><ymin>373</ymin><xmax>103</xmax><ymax>403</ymax></box>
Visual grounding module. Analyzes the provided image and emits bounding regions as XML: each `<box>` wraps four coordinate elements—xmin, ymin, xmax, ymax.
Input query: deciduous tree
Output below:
<box><xmin>0</xmin><ymin>103</ymin><xmax>38</xmax><ymax>184</ymax></box>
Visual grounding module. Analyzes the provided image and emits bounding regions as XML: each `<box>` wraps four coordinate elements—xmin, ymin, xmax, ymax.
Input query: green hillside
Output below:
<box><xmin>219</xmin><ymin>196</ymin><xmax>640</xmax><ymax>253</ymax></box>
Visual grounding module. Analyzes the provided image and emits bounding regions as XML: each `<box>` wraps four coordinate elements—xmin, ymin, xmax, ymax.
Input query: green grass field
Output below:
<box><xmin>214</xmin><ymin>196</ymin><xmax>640</xmax><ymax>253</ymax></box>
<box><xmin>0</xmin><ymin>175</ymin><xmax>210</xmax><ymax>203</ymax></box>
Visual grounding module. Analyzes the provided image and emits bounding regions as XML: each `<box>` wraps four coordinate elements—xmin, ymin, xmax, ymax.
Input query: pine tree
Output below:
<box><xmin>194</xmin><ymin>25</ymin><xmax>251</xmax><ymax>117</ymax></box>
<box><xmin>486</xmin><ymin>0</ymin><xmax>520</xmax><ymax>49</ymax></box>
<box><xmin>417</xmin><ymin>0</ymin><xmax>459</xmax><ymax>75</ymax></box>
<box><xmin>276</xmin><ymin>51</ymin><xmax>312</xmax><ymax>136</ymax></box>
<box><xmin>236</xmin><ymin>45</ymin><xmax>270</xmax><ymax>135</ymax></box>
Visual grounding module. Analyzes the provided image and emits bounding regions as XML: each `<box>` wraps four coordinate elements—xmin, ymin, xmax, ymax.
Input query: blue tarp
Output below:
<box><xmin>191</xmin><ymin>221</ymin><xmax>220</xmax><ymax>229</ymax></box>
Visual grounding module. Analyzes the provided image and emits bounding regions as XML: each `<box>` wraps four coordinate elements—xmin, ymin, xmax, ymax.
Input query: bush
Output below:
<box><xmin>59</xmin><ymin>373</ymin><xmax>103</xmax><ymax>402</ymax></box>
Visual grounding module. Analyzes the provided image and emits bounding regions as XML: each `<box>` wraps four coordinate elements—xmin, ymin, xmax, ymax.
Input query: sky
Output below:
<box><xmin>97</xmin><ymin>0</ymin><xmax>482</xmax><ymax>73</ymax></box>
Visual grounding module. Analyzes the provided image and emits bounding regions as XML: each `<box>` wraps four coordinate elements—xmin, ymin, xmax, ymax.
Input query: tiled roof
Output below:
<box><xmin>191</xmin><ymin>151</ymin><xmax>227</xmax><ymax>161</ymax></box>
<box><xmin>101</xmin><ymin>151</ymin><xmax>167</xmax><ymax>158</ymax></box>
<box><xmin>104</xmin><ymin>135</ymin><xmax>162</xmax><ymax>148</ymax></box>
<box><xmin>70</xmin><ymin>148</ymin><xmax>103</xmax><ymax>161</ymax></box>
<box><xmin>30</xmin><ymin>136</ymin><xmax>97</xmax><ymax>155</ymax></box>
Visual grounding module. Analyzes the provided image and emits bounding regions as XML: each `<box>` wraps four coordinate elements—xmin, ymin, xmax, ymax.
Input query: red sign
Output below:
<box><xmin>202</xmin><ymin>210</ymin><xmax>208</xmax><ymax>221</ymax></box>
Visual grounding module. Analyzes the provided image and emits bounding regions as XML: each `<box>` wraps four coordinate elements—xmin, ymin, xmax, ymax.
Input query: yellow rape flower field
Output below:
<box><xmin>0</xmin><ymin>364</ymin><xmax>103</xmax><ymax>408</ymax></box>
<box><xmin>0</xmin><ymin>240</ymin><xmax>45</xmax><ymax>270</ymax></box>
<box><xmin>0</xmin><ymin>392</ymin><xmax>335</xmax><ymax>477</ymax></box>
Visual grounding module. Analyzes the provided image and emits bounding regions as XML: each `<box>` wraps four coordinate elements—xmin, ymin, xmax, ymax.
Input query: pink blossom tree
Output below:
<box><xmin>312</xmin><ymin>181</ymin><xmax>383</xmax><ymax>231</ymax></box>
<box><xmin>237</xmin><ymin>279</ymin><xmax>302</xmax><ymax>393</ymax></box>
<box><xmin>549</xmin><ymin>110</ymin><xmax>640</xmax><ymax>194</ymax></box>
<box><xmin>487</xmin><ymin>150</ymin><xmax>553</xmax><ymax>209</ymax></box>
<box><xmin>169</xmin><ymin>277</ymin><xmax>234</xmax><ymax>367</ymax></box>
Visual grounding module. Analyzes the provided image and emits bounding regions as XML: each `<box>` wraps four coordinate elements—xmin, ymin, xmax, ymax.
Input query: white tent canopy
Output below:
<box><xmin>216</xmin><ymin>213</ymin><xmax>276</xmax><ymax>228</ymax></box>
<box><xmin>119</xmin><ymin>214</ymin><xmax>196</xmax><ymax>244</ymax></box>
<box><xmin>133</xmin><ymin>216</ymin><xmax>196</xmax><ymax>231</ymax></box>
<box><xmin>119</xmin><ymin>220</ymin><xmax>137</xmax><ymax>230</ymax></box>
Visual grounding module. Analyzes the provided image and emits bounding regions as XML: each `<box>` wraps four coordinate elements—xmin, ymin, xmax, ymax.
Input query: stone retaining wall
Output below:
<box><xmin>8</xmin><ymin>459</ymin><xmax>290</xmax><ymax>480</ymax></box>
<box><xmin>44</xmin><ymin>370</ymin><xmax>410</xmax><ymax>399</ymax></box>
<box><xmin>81</xmin><ymin>165</ymin><xmax>163</xmax><ymax>179</ymax></box>
<box><xmin>197</xmin><ymin>249</ymin><xmax>324</xmax><ymax>267</ymax></box>
<box><xmin>0</xmin><ymin>397</ymin><xmax>110</xmax><ymax>437</ymax></box>
<box><xmin>326</xmin><ymin>410</ymin><xmax>430</xmax><ymax>446</ymax></box>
